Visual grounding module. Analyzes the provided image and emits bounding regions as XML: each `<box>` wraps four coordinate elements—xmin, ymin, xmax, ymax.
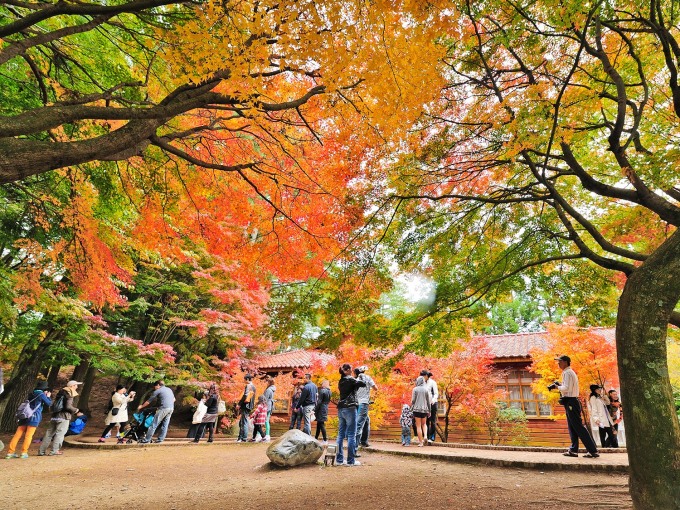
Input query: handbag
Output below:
<box><xmin>111</xmin><ymin>407</ymin><xmax>119</xmax><ymax>416</ymax></box>
<box><xmin>217</xmin><ymin>399</ymin><xmax>227</xmax><ymax>415</ymax></box>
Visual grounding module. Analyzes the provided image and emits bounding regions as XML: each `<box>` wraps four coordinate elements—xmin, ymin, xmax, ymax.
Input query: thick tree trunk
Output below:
<box><xmin>76</xmin><ymin>365</ymin><xmax>97</xmax><ymax>414</ymax></box>
<box><xmin>617</xmin><ymin>230</ymin><xmax>680</xmax><ymax>510</ymax></box>
<box><xmin>70</xmin><ymin>356</ymin><xmax>91</xmax><ymax>383</ymax></box>
<box><xmin>46</xmin><ymin>364</ymin><xmax>61</xmax><ymax>390</ymax></box>
<box><xmin>0</xmin><ymin>330</ymin><xmax>56</xmax><ymax>432</ymax></box>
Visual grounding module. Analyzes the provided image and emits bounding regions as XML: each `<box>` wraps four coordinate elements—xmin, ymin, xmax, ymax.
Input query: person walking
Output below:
<box><xmin>335</xmin><ymin>363</ymin><xmax>366</xmax><ymax>466</ymax></box>
<box><xmin>39</xmin><ymin>380</ymin><xmax>83</xmax><ymax>456</ymax></box>
<box><xmin>138</xmin><ymin>380</ymin><xmax>175</xmax><ymax>444</ymax></box>
<box><xmin>193</xmin><ymin>383</ymin><xmax>219</xmax><ymax>443</ymax></box>
<box><xmin>237</xmin><ymin>374</ymin><xmax>256</xmax><ymax>442</ymax></box>
<box><xmin>289</xmin><ymin>384</ymin><xmax>303</xmax><ymax>430</ymax></box>
<box><xmin>298</xmin><ymin>373</ymin><xmax>318</xmax><ymax>435</ymax></box>
<box><xmin>5</xmin><ymin>381</ymin><xmax>52</xmax><ymax>459</ymax></box>
<box><xmin>354</xmin><ymin>366</ymin><xmax>378</xmax><ymax>451</ymax></box>
<box><xmin>250</xmin><ymin>395</ymin><xmax>268</xmax><ymax>442</ymax></box>
<box><xmin>589</xmin><ymin>385</ymin><xmax>616</xmax><ymax>448</ymax></box>
<box><xmin>399</xmin><ymin>404</ymin><xmax>413</xmax><ymax>446</ymax></box>
<box><xmin>263</xmin><ymin>376</ymin><xmax>276</xmax><ymax>442</ymax></box>
<box><xmin>99</xmin><ymin>385</ymin><xmax>135</xmax><ymax>442</ymax></box>
<box><xmin>553</xmin><ymin>355</ymin><xmax>599</xmax><ymax>458</ymax></box>
<box><xmin>314</xmin><ymin>379</ymin><xmax>331</xmax><ymax>444</ymax></box>
<box><xmin>411</xmin><ymin>376</ymin><xmax>431</xmax><ymax>447</ymax></box>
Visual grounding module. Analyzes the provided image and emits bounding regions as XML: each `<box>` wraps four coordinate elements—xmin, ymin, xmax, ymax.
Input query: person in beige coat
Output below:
<box><xmin>99</xmin><ymin>385</ymin><xmax>136</xmax><ymax>442</ymax></box>
<box><xmin>589</xmin><ymin>384</ymin><xmax>616</xmax><ymax>448</ymax></box>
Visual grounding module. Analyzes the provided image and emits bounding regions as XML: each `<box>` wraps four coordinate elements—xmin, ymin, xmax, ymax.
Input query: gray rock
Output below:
<box><xmin>266</xmin><ymin>429</ymin><xmax>323</xmax><ymax>467</ymax></box>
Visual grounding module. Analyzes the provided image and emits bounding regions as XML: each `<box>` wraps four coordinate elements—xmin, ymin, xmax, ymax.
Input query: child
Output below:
<box><xmin>400</xmin><ymin>403</ymin><xmax>413</xmax><ymax>446</ymax></box>
<box><xmin>250</xmin><ymin>395</ymin><xmax>268</xmax><ymax>442</ymax></box>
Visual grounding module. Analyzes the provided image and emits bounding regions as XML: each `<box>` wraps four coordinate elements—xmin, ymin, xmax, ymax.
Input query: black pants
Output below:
<box><xmin>193</xmin><ymin>421</ymin><xmax>215</xmax><ymax>442</ymax></box>
<box><xmin>598</xmin><ymin>426</ymin><xmax>618</xmax><ymax>448</ymax></box>
<box><xmin>101</xmin><ymin>422</ymin><xmax>127</xmax><ymax>439</ymax></box>
<box><xmin>252</xmin><ymin>424</ymin><xmax>265</xmax><ymax>440</ymax></box>
<box><xmin>315</xmin><ymin>421</ymin><xmax>327</xmax><ymax>441</ymax></box>
<box><xmin>563</xmin><ymin>397</ymin><xmax>598</xmax><ymax>454</ymax></box>
<box><xmin>427</xmin><ymin>403</ymin><xmax>438</xmax><ymax>441</ymax></box>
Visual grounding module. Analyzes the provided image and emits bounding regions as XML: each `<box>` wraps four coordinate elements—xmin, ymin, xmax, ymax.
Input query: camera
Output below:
<box><xmin>547</xmin><ymin>381</ymin><xmax>559</xmax><ymax>391</ymax></box>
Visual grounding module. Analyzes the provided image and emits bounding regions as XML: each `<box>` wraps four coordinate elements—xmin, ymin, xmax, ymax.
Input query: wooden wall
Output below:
<box><xmin>271</xmin><ymin>404</ymin><xmax>572</xmax><ymax>447</ymax></box>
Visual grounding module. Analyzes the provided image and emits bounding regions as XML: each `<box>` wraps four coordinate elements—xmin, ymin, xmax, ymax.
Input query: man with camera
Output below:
<box><xmin>551</xmin><ymin>355</ymin><xmax>599</xmax><ymax>458</ymax></box>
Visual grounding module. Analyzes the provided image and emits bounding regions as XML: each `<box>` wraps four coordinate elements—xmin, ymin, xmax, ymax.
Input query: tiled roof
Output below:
<box><xmin>256</xmin><ymin>349</ymin><xmax>336</xmax><ymax>370</ymax></box>
<box><xmin>475</xmin><ymin>327</ymin><xmax>616</xmax><ymax>359</ymax></box>
<box><xmin>256</xmin><ymin>328</ymin><xmax>617</xmax><ymax>367</ymax></box>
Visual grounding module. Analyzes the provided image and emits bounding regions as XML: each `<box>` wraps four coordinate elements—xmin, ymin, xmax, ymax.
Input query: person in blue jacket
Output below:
<box><xmin>5</xmin><ymin>380</ymin><xmax>52</xmax><ymax>459</ymax></box>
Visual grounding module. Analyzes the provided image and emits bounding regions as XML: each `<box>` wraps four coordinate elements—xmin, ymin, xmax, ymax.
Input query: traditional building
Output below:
<box><xmin>258</xmin><ymin>327</ymin><xmax>620</xmax><ymax>447</ymax></box>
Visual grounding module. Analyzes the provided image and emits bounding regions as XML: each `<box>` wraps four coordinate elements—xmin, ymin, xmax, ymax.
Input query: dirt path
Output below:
<box><xmin>0</xmin><ymin>443</ymin><xmax>632</xmax><ymax>510</ymax></box>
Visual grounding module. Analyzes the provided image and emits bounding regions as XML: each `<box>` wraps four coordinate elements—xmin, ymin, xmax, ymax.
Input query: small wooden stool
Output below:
<box><xmin>323</xmin><ymin>444</ymin><xmax>337</xmax><ymax>466</ymax></box>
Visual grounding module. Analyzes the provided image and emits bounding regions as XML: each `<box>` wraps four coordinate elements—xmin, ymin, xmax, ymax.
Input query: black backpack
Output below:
<box><xmin>51</xmin><ymin>391</ymin><xmax>66</xmax><ymax>414</ymax></box>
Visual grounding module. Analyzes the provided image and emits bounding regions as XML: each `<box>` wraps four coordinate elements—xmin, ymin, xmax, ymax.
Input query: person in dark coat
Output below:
<box><xmin>335</xmin><ymin>363</ymin><xmax>367</xmax><ymax>466</ymax></box>
<box><xmin>314</xmin><ymin>379</ymin><xmax>331</xmax><ymax>443</ymax></box>
<box><xmin>289</xmin><ymin>384</ymin><xmax>303</xmax><ymax>430</ymax></box>
<box><xmin>5</xmin><ymin>381</ymin><xmax>52</xmax><ymax>459</ymax></box>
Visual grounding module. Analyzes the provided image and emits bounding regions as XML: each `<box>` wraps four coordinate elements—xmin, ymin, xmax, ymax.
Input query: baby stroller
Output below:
<box><xmin>118</xmin><ymin>409</ymin><xmax>155</xmax><ymax>444</ymax></box>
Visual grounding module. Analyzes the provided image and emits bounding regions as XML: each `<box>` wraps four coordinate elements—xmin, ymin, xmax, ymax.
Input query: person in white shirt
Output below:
<box><xmin>354</xmin><ymin>366</ymin><xmax>378</xmax><ymax>453</ymax></box>
<box><xmin>424</xmin><ymin>370</ymin><xmax>439</xmax><ymax>443</ymax></box>
<box><xmin>554</xmin><ymin>355</ymin><xmax>599</xmax><ymax>458</ymax></box>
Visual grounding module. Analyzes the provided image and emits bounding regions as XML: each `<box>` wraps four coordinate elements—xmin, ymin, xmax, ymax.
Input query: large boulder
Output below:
<box><xmin>266</xmin><ymin>429</ymin><xmax>323</xmax><ymax>467</ymax></box>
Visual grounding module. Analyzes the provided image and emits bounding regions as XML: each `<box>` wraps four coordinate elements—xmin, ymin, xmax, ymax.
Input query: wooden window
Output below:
<box><xmin>496</xmin><ymin>369</ymin><xmax>552</xmax><ymax>417</ymax></box>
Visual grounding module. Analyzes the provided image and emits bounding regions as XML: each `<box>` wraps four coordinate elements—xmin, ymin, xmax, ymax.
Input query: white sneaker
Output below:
<box><xmin>255</xmin><ymin>436</ymin><xmax>262</xmax><ymax>443</ymax></box>
<box><xmin>264</xmin><ymin>435</ymin><xmax>270</xmax><ymax>442</ymax></box>
<box><xmin>322</xmin><ymin>440</ymin><xmax>328</xmax><ymax>445</ymax></box>
<box><xmin>345</xmin><ymin>460</ymin><xmax>361</xmax><ymax>466</ymax></box>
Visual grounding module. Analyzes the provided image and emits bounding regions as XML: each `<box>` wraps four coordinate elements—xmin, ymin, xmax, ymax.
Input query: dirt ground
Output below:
<box><xmin>0</xmin><ymin>443</ymin><xmax>632</xmax><ymax>510</ymax></box>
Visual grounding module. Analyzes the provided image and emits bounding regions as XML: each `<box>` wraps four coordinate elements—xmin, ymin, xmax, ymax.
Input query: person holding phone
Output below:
<box><xmin>99</xmin><ymin>385</ymin><xmax>136</xmax><ymax>442</ymax></box>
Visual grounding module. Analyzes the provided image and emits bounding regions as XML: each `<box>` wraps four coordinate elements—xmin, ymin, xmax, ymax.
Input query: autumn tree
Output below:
<box><xmin>372</xmin><ymin>1</ymin><xmax>680</xmax><ymax>507</ymax></box>
<box><xmin>0</xmin><ymin>0</ymin><xmax>444</xmax><ymax>183</ymax></box>
<box><xmin>531</xmin><ymin>322</ymin><xmax>619</xmax><ymax>407</ymax></box>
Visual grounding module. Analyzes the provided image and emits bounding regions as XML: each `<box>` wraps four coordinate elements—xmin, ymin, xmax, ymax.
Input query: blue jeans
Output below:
<box><xmin>238</xmin><ymin>409</ymin><xmax>249</xmax><ymax>441</ymax></box>
<box><xmin>301</xmin><ymin>405</ymin><xmax>315</xmax><ymax>435</ymax></box>
<box><xmin>289</xmin><ymin>410</ymin><xmax>302</xmax><ymax>430</ymax></box>
<box><xmin>336</xmin><ymin>406</ymin><xmax>358</xmax><ymax>465</ymax></box>
<box><xmin>401</xmin><ymin>426</ymin><xmax>412</xmax><ymax>445</ymax></box>
<box><xmin>355</xmin><ymin>402</ymin><xmax>370</xmax><ymax>448</ymax></box>
<box><xmin>145</xmin><ymin>407</ymin><xmax>173</xmax><ymax>442</ymax></box>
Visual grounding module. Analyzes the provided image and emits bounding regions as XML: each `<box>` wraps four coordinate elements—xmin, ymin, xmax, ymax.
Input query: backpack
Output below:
<box><xmin>15</xmin><ymin>393</ymin><xmax>41</xmax><ymax>421</ymax></box>
<box><xmin>105</xmin><ymin>393</ymin><xmax>114</xmax><ymax>415</ymax></box>
<box><xmin>51</xmin><ymin>391</ymin><xmax>66</xmax><ymax>414</ymax></box>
